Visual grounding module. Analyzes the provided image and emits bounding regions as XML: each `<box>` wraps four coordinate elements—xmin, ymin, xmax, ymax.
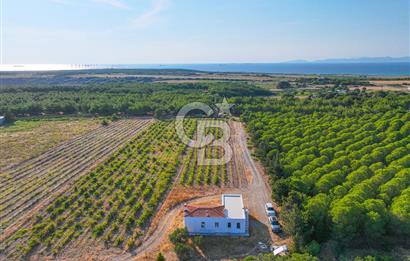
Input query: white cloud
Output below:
<box><xmin>131</xmin><ymin>0</ymin><xmax>169</xmax><ymax>28</ymax></box>
<box><xmin>91</xmin><ymin>0</ymin><xmax>130</xmax><ymax>9</ymax></box>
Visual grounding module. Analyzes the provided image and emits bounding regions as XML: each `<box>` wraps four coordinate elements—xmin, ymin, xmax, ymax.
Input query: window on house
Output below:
<box><xmin>201</xmin><ymin>222</ymin><xmax>205</xmax><ymax>228</ymax></box>
<box><xmin>215</xmin><ymin>222</ymin><xmax>219</xmax><ymax>228</ymax></box>
<box><xmin>227</xmin><ymin>222</ymin><xmax>231</xmax><ymax>228</ymax></box>
<box><xmin>237</xmin><ymin>222</ymin><xmax>241</xmax><ymax>229</ymax></box>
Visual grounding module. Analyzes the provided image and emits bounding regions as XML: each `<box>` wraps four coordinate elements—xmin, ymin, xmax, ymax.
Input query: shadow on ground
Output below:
<box><xmin>193</xmin><ymin>216</ymin><xmax>271</xmax><ymax>260</ymax></box>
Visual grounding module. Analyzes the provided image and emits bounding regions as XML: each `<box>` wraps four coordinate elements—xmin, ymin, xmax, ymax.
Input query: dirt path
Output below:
<box><xmin>232</xmin><ymin>121</ymin><xmax>272</xmax><ymax>221</ymax></box>
<box><xmin>135</xmin><ymin>194</ymin><xmax>222</xmax><ymax>257</ymax></box>
<box><xmin>133</xmin><ymin>120</ymin><xmax>273</xmax><ymax>259</ymax></box>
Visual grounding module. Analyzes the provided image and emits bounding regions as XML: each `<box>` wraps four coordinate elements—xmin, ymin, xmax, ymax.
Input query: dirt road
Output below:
<box><xmin>133</xmin><ymin>120</ymin><xmax>273</xmax><ymax>259</ymax></box>
<box><xmin>232</xmin><ymin>121</ymin><xmax>273</xmax><ymax>221</ymax></box>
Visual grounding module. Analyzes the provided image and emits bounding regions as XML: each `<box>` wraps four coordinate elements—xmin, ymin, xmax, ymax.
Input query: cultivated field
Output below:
<box><xmin>178</xmin><ymin>119</ymin><xmax>249</xmax><ymax>188</ymax></box>
<box><xmin>0</xmin><ymin>120</ymin><xmax>188</xmax><ymax>259</ymax></box>
<box><xmin>0</xmin><ymin>118</ymin><xmax>277</xmax><ymax>260</ymax></box>
<box><xmin>133</xmin><ymin>120</ymin><xmax>277</xmax><ymax>260</ymax></box>
<box><xmin>0</xmin><ymin>119</ymin><xmax>152</xmax><ymax>241</ymax></box>
<box><xmin>0</xmin><ymin>118</ymin><xmax>100</xmax><ymax>170</ymax></box>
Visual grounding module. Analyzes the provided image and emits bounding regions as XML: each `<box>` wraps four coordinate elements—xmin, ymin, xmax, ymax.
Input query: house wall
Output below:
<box><xmin>184</xmin><ymin>216</ymin><xmax>248</xmax><ymax>236</ymax></box>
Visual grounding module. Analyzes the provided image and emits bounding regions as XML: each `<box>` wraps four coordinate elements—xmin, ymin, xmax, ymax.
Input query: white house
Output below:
<box><xmin>184</xmin><ymin>194</ymin><xmax>249</xmax><ymax>236</ymax></box>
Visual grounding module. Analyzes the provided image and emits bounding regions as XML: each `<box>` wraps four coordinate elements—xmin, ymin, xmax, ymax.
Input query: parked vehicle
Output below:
<box><xmin>269</xmin><ymin>216</ymin><xmax>281</xmax><ymax>233</ymax></box>
<box><xmin>265</xmin><ymin>203</ymin><xmax>276</xmax><ymax>216</ymax></box>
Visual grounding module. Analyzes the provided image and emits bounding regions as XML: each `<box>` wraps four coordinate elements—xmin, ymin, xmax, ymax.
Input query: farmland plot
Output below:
<box><xmin>178</xmin><ymin>119</ymin><xmax>248</xmax><ymax>188</ymax></box>
<box><xmin>0</xmin><ymin>119</ymin><xmax>152</xmax><ymax>234</ymax></box>
<box><xmin>1</xmin><ymin>120</ymin><xmax>194</xmax><ymax>259</ymax></box>
<box><xmin>0</xmin><ymin>118</ymin><xmax>100</xmax><ymax>170</ymax></box>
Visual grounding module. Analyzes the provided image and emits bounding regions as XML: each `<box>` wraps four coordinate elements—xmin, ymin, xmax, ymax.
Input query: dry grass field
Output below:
<box><xmin>0</xmin><ymin>118</ymin><xmax>100</xmax><ymax>170</ymax></box>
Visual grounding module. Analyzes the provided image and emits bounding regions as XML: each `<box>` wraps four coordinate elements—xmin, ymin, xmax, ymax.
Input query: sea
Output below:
<box><xmin>1</xmin><ymin>62</ymin><xmax>409</xmax><ymax>76</ymax></box>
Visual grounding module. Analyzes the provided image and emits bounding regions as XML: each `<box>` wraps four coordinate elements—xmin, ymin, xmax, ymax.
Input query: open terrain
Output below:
<box><xmin>0</xmin><ymin>118</ymin><xmax>100</xmax><ymax>170</ymax></box>
<box><xmin>0</xmin><ymin>119</ymin><xmax>152</xmax><ymax>243</ymax></box>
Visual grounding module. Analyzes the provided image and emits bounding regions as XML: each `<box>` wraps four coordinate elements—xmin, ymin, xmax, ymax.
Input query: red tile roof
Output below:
<box><xmin>184</xmin><ymin>205</ymin><xmax>225</xmax><ymax>218</ymax></box>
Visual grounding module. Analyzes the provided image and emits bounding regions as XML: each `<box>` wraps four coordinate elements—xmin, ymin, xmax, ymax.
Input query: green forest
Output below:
<box><xmin>0</xmin><ymin>82</ymin><xmax>271</xmax><ymax>118</ymax></box>
<box><xmin>237</xmin><ymin>92</ymin><xmax>410</xmax><ymax>257</ymax></box>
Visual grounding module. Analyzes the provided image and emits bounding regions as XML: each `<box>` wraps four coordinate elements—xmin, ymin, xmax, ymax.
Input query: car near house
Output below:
<box><xmin>269</xmin><ymin>216</ymin><xmax>281</xmax><ymax>233</ymax></box>
<box><xmin>265</xmin><ymin>203</ymin><xmax>276</xmax><ymax>217</ymax></box>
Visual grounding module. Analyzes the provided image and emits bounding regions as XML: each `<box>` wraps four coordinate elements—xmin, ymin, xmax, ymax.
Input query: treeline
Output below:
<box><xmin>237</xmin><ymin>92</ymin><xmax>410</xmax><ymax>256</ymax></box>
<box><xmin>0</xmin><ymin>69</ymin><xmax>203</xmax><ymax>86</ymax></box>
<box><xmin>295</xmin><ymin>76</ymin><xmax>372</xmax><ymax>86</ymax></box>
<box><xmin>0</xmin><ymin>82</ymin><xmax>271</xmax><ymax>117</ymax></box>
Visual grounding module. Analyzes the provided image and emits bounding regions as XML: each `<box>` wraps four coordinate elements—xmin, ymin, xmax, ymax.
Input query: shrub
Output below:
<box><xmin>125</xmin><ymin>238</ymin><xmax>135</xmax><ymax>251</ymax></box>
<box><xmin>169</xmin><ymin>228</ymin><xmax>188</xmax><ymax>244</ymax></box>
<box><xmin>174</xmin><ymin>243</ymin><xmax>192</xmax><ymax>260</ymax></box>
<box><xmin>111</xmin><ymin>114</ymin><xmax>120</xmax><ymax>121</ymax></box>
<box><xmin>156</xmin><ymin>252</ymin><xmax>166</xmax><ymax>261</ymax></box>
<box><xmin>101</xmin><ymin>119</ymin><xmax>110</xmax><ymax>126</ymax></box>
<box><xmin>305</xmin><ymin>240</ymin><xmax>321</xmax><ymax>256</ymax></box>
<box><xmin>114</xmin><ymin>236</ymin><xmax>124</xmax><ymax>247</ymax></box>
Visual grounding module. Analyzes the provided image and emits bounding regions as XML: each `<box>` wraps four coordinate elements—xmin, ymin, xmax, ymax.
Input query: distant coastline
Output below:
<box><xmin>1</xmin><ymin>62</ymin><xmax>409</xmax><ymax>76</ymax></box>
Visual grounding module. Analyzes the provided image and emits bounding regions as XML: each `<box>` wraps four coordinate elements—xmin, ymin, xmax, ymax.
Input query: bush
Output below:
<box><xmin>125</xmin><ymin>238</ymin><xmax>135</xmax><ymax>251</ymax></box>
<box><xmin>114</xmin><ymin>236</ymin><xmax>124</xmax><ymax>247</ymax></box>
<box><xmin>305</xmin><ymin>240</ymin><xmax>321</xmax><ymax>256</ymax></box>
<box><xmin>174</xmin><ymin>243</ymin><xmax>192</xmax><ymax>260</ymax></box>
<box><xmin>111</xmin><ymin>114</ymin><xmax>120</xmax><ymax>121</ymax></box>
<box><xmin>101</xmin><ymin>119</ymin><xmax>110</xmax><ymax>126</ymax></box>
<box><xmin>169</xmin><ymin>228</ymin><xmax>188</xmax><ymax>244</ymax></box>
<box><xmin>156</xmin><ymin>252</ymin><xmax>166</xmax><ymax>261</ymax></box>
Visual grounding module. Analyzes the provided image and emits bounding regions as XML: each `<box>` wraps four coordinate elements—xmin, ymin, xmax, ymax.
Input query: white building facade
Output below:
<box><xmin>184</xmin><ymin>194</ymin><xmax>249</xmax><ymax>236</ymax></box>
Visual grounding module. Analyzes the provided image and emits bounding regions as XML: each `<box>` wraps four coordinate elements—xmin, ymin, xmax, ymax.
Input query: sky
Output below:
<box><xmin>1</xmin><ymin>0</ymin><xmax>409</xmax><ymax>64</ymax></box>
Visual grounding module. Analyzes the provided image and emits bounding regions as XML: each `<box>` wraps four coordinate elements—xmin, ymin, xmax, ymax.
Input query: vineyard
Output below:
<box><xmin>240</xmin><ymin>93</ymin><xmax>410</xmax><ymax>249</ymax></box>
<box><xmin>0</xmin><ymin>117</ymin><xmax>253</xmax><ymax>259</ymax></box>
<box><xmin>0</xmin><ymin>119</ymin><xmax>152</xmax><ymax>235</ymax></box>
<box><xmin>179</xmin><ymin>119</ymin><xmax>227</xmax><ymax>186</ymax></box>
<box><xmin>178</xmin><ymin>119</ymin><xmax>249</xmax><ymax>188</ymax></box>
<box><xmin>1</xmin><ymin>120</ymin><xmax>190</xmax><ymax>258</ymax></box>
